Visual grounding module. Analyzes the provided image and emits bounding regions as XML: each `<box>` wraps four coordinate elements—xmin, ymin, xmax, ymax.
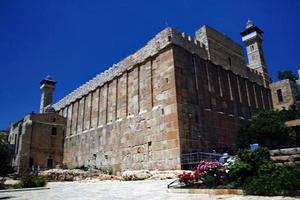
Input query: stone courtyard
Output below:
<box><xmin>0</xmin><ymin>180</ymin><xmax>298</xmax><ymax>200</ymax></box>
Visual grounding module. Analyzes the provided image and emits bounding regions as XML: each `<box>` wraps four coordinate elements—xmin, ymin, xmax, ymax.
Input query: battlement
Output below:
<box><xmin>53</xmin><ymin>28</ymin><xmax>208</xmax><ymax>110</ymax></box>
<box><xmin>53</xmin><ymin>26</ymin><xmax>266</xmax><ymax>110</ymax></box>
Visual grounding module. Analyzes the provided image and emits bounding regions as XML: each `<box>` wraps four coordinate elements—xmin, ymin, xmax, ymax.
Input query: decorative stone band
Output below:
<box><xmin>53</xmin><ymin>27</ymin><xmax>265</xmax><ymax>111</ymax></box>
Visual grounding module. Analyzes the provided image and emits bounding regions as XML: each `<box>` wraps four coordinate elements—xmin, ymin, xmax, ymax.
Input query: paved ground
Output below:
<box><xmin>0</xmin><ymin>179</ymin><xmax>298</xmax><ymax>200</ymax></box>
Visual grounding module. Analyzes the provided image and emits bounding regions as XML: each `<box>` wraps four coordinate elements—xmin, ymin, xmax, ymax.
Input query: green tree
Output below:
<box><xmin>0</xmin><ymin>139</ymin><xmax>13</xmax><ymax>176</ymax></box>
<box><xmin>277</xmin><ymin>70</ymin><xmax>297</xmax><ymax>81</ymax></box>
<box><xmin>237</xmin><ymin>110</ymin><xmax>299</xmax><ymax>149</ymax></box>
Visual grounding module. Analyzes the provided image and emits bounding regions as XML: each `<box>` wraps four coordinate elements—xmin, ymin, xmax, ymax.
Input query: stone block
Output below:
<box><xmin>280</xmin><ymin>148</ymin><xmax>297</xmax><ymax>155</ymax></box>
<box><xmin>269</xmin><ymin>149</ymin><xmax>280</xmax><ymax>156</ymax></box>
<box><xmin>291</xmin><ymin>154</ymin><xmax>300</xmax><ymax>161</ymax></box>
<box><xmin>271</xmin><ymin>155</ymin><xmax>290</xmax><ymax>162</ymax></box>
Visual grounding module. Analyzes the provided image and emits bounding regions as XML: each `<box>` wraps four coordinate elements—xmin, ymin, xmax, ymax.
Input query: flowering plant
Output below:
<box><xmin>179</xmin><ymin>160</ymin><xmax>227</xmax><ymax>188</ymax></box>
<box><xmin>178</xmin><ymin>171</ymin><xmax>194</xmax><ymax>186</ymax></box>
<box><xmin>195</xmin><ymin>160</ymin><xmax>226</xmax><ymax>187</ymax></box>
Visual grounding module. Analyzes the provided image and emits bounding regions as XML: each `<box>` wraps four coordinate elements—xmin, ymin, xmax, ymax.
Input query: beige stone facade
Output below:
<box><xmin>270</xmin><ymin>79</ymin><xmax>300</xmax><ymax>110</ymax></box>
<box><xmin>8</xmin><ymin>113</ymin><xmax>66</xmax><ymax>174</ymax></box>
<box><xmin>53</xmin><ymin>23</ymin><xmax>272</xmax><ymax>173</ymax></box>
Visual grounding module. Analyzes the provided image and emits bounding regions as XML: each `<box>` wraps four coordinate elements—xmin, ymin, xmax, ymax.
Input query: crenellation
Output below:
<box><xmin>47</xmin><ymin>24</ymin><xmax>272</xmax><ymax>173</ymax></box>
<box><xmin>53</xmin><ymin>28</ymin><xmax>209</xmax><ymax>110</ymax></box>
<box><xmin>53</xmin><ymin>27</ymin><xmax>265</xmax><ymax>112</ymax></box>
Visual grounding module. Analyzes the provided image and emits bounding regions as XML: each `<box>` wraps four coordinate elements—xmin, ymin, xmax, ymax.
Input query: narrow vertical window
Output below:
<box><xmin>228</xmin><ymin>57</ymin><xmax>232</xmax><ymax>66</ymax></box>
<box><xmin>51</xmin><ymin>127</ymin><xmax>57</xmax><ymax>136</ymax></box>
<box><xmin>276</xmin><ymin>89</ymin><xmax>284</xmax><ymax>102</ymax></box>
<box><xmin>47</xmin><ymin>158</ymin><xmax>53</xmax><ymax>168</ymax></box>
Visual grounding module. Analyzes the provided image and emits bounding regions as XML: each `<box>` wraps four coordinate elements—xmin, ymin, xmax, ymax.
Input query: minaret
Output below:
<box><xmin>40</xmin><ymin>75</ymin><xmax>56</xmax><ymax>113</ymax></box>
<box><xmin>241</xmin><ymin>20</ymin><xmax>270</xmax><ymax>86</ymax></box>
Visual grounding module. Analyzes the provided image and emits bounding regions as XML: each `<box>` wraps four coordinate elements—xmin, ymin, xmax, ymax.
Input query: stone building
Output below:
<box><xmin>52</xmin><ymin>21</ymin><xmax>272</xmax><ymax>173</ymax></box>
<box><xmin>8</xmin><ymin>76</ymin><xmax>66</xmax><ymax>174</ymax></box>
<box><xmin>270</xmin><ymin>76</ymin><xmax>300</xmax><ymax>110</ymax></box>
<box><xmin>0</xmin><ymin>130</ymin><xmax>9</xmax><ymax>141</ymax></box>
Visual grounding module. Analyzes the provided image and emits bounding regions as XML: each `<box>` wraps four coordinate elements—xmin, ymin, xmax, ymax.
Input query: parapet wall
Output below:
<box><xmin>53</xmin><ymin>28</ymin><xmax>208</xmax><ymax>110</ymax></box>
<box><xmin>53</xmin><ymin>27</ymin><xmax>265</xmax><ymax>111</ymax></box>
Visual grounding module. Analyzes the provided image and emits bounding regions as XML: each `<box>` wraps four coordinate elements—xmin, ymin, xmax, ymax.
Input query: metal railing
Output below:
<box><xmin>181</xmin><ymin>152</ymin><xmax>223</xmax><ymax>165</ymax></box>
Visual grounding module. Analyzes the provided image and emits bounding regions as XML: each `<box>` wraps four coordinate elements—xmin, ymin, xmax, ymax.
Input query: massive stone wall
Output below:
<box><xmin>173</xmin><ymin>45</ymin><xmax>272</xmax><ymax>159</ymax></box>
<box><xmin>61</xmin><ymin>47</ymin><xmax>182</xmax><ymax>173</ymax></box>
<box><xmin>54</xmin><ymin>27</ymin><xmax>270</xmax><ymax>173</ymax></box>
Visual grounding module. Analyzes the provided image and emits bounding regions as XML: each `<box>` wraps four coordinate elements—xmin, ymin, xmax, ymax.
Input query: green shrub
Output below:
<box><xmin>17</xmin><ymin>175</ymin><xmax>47</xmax><ymax>188</ymax></box>
<box><xmin>243</xmin><ymin>166</ymin><xmax>300</xmax><ymax>196</ymax></box>
<box><xmin>228</xmin><ymin>148</ymin><xmax>275</xmax><ymax>187</ymax></box>
<box><xmin>243</xmin><ymin>175</ymin><xmax>282</xmax><ymax>196</ymax></box>
<box><xmin>237</xmin><ymin>110</ymin><xmax>300</xmax><ymax>149</ymax></box>
<box><xmin>229</xmin><ymin>148</ymin><xmax>300</xmax><ymax>196</ymax></box>
<box><xmin>273</xmin><ymin>165</ymin><xmax>300</xmax><ymax>191</ymax></box>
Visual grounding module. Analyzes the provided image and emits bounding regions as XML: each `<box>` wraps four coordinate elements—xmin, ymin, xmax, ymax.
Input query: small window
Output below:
<box><xmin>47</xmin><ymin>159</ymin><xmax>53</xmax><ymax>168</ymax></box>
<box><xmin>51</xmin><ymin>127</ymin><xmax>57</xmax><ymax>136</ymax></box>
<box><xmin>29</xmin><ymin>157</ymin><xmax>34</xmax><ymax>168</ymax></box>
<box><xmin>276</xmin><ymin>89</ymin><xmax>284</xmax><ymax>102</ymax></box>
<box><xmin>228</xmin><ymin>57</ymin><xmax>232</xmax><ymax>66</ymax></box>
<box><xmin>250</xmin><ymin>45</ymin><xmax>254</xmax><ymax>51</ymax></box>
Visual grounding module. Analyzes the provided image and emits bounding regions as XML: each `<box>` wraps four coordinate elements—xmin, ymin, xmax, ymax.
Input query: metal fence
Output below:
<box><xmin>181</xmin><ymin>152</ymin><xmax>223</xmax><ymax>165</ymax></box>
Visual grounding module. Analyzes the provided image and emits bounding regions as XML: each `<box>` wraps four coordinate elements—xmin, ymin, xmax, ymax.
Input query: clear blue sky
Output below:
<box><xmin>1</xmin><ymin>0</ymin><xmax>300</xmax><ymax>130</ymax></box>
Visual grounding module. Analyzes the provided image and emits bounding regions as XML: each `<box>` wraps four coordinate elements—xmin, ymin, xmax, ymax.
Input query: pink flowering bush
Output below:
<box><xmin>179</xmin><ymin>160</ymin><xmax>227</xmax><ymax>188</ymax></box>
<box><xmin>195</xmin><ymin>160</ymin><xmax>226</xmax><ymax>187</ymax></box>
<box><xmin>178</xmin><ymin>171</ymin><xmax>194</xmax><ymax>186</ymax></box>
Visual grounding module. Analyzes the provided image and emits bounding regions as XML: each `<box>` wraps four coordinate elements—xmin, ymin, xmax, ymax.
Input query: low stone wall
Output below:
<box><xmin>39</xmin><ymin>169</ymin><xmax>122</xmax><ymax>181</ymax></box>
<box><xmin>121</xmin><ymin>170</ymin><xmax>186</xmax><ymax>181</ymax></box>
<box><xmin>39</xmin><ymin>169</ymin><xmax>184</xmax><ymax>182</ymax></box>
<box><xmin>270</xmin><ymin>147</ymin><xmax>300</xmax><ymax>166</ymax></box>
